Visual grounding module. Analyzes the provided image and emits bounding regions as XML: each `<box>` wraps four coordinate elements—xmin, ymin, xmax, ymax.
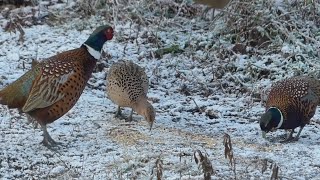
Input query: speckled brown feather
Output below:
<box><xmin>0</xmin><ymin>25</ymin><xmax>113</xmax><ymax>146</ymax></box>
<box><xmin>107</xmin><ymin>60</ymin><xmax>148</xmax><ymax>107</ymax></box>
<box><xmin>266</xmin><ymin>76</ymin><xmax>320</xmax><ymax>126</ymax></box>
<box><xmin>0</xmin><ymin>46</ymin><xmax>96</xmax><ymax>125</ymax></box>
<box><xmin>31</xmin><ymin>46</ymin><xmax>97</xmax><ymax>125</ymax></box>
<box><xmin>106</xmin><ymin>60</ymin><xmax>155</xmax><ymax>129</ymax></box>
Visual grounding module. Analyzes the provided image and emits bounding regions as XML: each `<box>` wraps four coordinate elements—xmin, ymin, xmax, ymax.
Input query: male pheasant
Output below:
<box><xmin>106</xmin><ymin>60</ymin><xmax>155</xmax><ymax>130</ymax></box>
<box><xmin>260</xmin><ymin>76</ymin><xmax>320</xmax><ymax>142</ymax></box>
<box><xmin>0</xmin><ymin>25</ymin><xmax>114</xmax><ymax>147</ymax></box>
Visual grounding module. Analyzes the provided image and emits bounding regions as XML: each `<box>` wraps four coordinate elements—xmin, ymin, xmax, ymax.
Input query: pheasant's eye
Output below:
<box><xmin>105</xmin><ymin>28</ymin><xmax>114</xmax><ymax>40</ymax></box>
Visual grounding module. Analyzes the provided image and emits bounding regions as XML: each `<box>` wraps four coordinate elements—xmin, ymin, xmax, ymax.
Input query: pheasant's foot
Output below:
<box><xmin>280</xmin><ymin>130</ymin><xmax>295</xmax><ymax>143</ymax></box>
<box><xmin>40</xmin><ymin>124</ymin><xmax>62</xmax><ymax>147</ymax></box>
<box><xmin>280</xmin><ymin>136</ymin><xmax>294</xmax><ymax>143</ymax></box>
<box><xmin>294</xmin><ymin>126</ymin><xmax>305</xmax><ymax>140</ymax></box>
<box><xmin>114</xmin><ymin>112</ymin><xmax>121</xmax><ymax>118</ymax></box>
<box><xmin>41</xmin><ymin>137</ymin><xmax>62</xmax><ymax>147</ymax></box>
<box><xmin>280</xmin><ymin>136</ymin><xmax>299</xmax><ymax>143</ymax></box>
<box><xmin>292</xmin><ymin>136</ymin><xmax>300</xmax><ymax>141</ymax></box>
<box><xmin>114</xmin><ymin>112</ymin><xmax>127</xmax><ymax>120</ymax></box>
<box><xmin>114</xmin><ymin>106</ymin><xmax>124</xmax><ymax>118</ymax></box>
<box><xmin>125</xmin><ymin>116</ymin><xmax>132</xmax><ymax>122</ymax></box>
<box><xmin>125</xmin><ymin>109</ymin><xmax>133</xmax><ymax>122</ymax></box>
<box><xmin>201</xmin><ymin>7</ymin><xmax>214</xmax><ymax>20</ymax></box>
<box><xmin>114</xmin><ymin>113</ymin><xmax>125</xmax><ymax>119</ymax></box>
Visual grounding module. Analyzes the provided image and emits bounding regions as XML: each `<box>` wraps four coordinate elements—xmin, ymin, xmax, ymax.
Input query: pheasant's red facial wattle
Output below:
<box><xmin>105</xmin><ymin>28</ymin><xmax>114</xmax><ymax>40</ymax></box>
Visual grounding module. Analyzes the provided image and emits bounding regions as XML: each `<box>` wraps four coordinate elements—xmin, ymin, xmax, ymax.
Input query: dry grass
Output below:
<box><xmin>194</xmin><ymin>149</ymin><xmax>214</xmax><ymax>180</ymax></box>
<box><xmin>150</xmin><ymin>156</ymin><xmax>163</xmax><ymax>180</ymax></box>
<box><xmin>106</xmin><ymin>120</ymin><xmax>218</xmax><ymax>147</ymax></box>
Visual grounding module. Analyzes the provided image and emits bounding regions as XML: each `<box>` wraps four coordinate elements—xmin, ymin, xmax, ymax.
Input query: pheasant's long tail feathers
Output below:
<box><xmin>0</xmin><ymin>70</ymin><xmax>36</xmax><ymax>109</ymax></box>
<box><xmin>0</xmin><ymin>90</ymin><xmax>15</xmax><ymax>109</ymax></box>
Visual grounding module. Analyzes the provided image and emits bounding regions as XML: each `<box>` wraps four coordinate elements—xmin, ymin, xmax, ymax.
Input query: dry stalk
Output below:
<box><xmin>223</xmin><ymin>133</ymin><xmax>237</xmax><ymax>179</ymax></box>
<box><xmin>261</xmin><ymin>159</ymin><xmax>268</xmax><ymax>174</ymax></box>
<box><xmin>4</xmin><ymin>19</ymin><xmax>25</xmax><ymax>42</ymax></box>
<box><xmin>150</xmin><ymin>156</ymin><xmax>163</xmax><ymax>180</ymax></box>
<box><xmin>194</xmin><ymin>150</ymin><xmax>214</xmax><ymax>180</ymax></box>
<box><xmin>191</xmin><ymin>98</ymin><xmax>202</xmax><ymax>113</ymax></box>
<box><xmin>223</xmin><ymin>133</ymin><xmax>234</xmax><ymax>166</ymax></box>
<box><xmin>270</xmin><ymin>163</ymin><xmax>279</xmax><ymax>180</ymax></box>
<box><xmin>16</xmin><ymin>23</ymin><xmax>24</xmax><ymax>42</ymax></box>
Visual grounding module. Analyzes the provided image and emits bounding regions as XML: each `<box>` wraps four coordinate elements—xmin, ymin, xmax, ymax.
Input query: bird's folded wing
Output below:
<box><xmin>22</xmin><ymin>70</ymin><xmax>74</xmax><ymax>112</ymax></box>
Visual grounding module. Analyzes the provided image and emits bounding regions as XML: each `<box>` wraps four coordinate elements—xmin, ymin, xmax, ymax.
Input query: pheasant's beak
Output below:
<box><xmin>262</xmin><ymin>131</ymin><xmax>267</xmax><ymax>138</ymax></box>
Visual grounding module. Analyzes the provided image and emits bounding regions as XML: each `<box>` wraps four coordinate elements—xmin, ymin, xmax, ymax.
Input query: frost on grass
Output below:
<box><xmin>0</xmin><ymin>0</ymin><xmax>320</xmax><ymax>179</ymax></box>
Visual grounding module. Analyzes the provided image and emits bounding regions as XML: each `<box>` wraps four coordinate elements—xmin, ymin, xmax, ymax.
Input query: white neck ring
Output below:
<box><xmin>269</xmin><ymin>107</ymin><xmax>283</xmax><ymax>129</ymax></box>
<box><xmin>84</xmin><ymin>44</ymin><xmax>101</xmax><ymax>60</ymax></box>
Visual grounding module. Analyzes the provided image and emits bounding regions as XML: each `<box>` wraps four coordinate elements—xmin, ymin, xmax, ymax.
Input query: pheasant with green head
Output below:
<box><xmin>0</xmin><ymin>25</ymin><xmax>114</xmax><ymax>147</ymax></box>
<box><xmin>260</xmin><ymin>76</ymin><xmax>320</xmax><ymax>142</ymax></box>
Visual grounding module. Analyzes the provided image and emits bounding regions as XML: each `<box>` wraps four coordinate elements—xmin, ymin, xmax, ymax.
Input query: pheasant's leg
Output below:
<box><xmin>200</xmin><ymin>7</ymin><xmax>208</xmax><ymax>19</ymax></box>
<box><xmin>114</xmin><ymin>106</ymin><xmax>122</xmax><ymax>118</ymax></box>
<box><xmin>201</xmin><ymin>7</ymin><xmax>216</xmax><ymax>20</ymax></box>
<box><xmin>293</xmin><ymin>126</ymin><xmax>305</xmax><ymax>141</ymax></box>
<box><xmin>211</xmin><ymin>9</ymin><xmax>216</xmax><ymax>20</ymax></box>
<box><xmin>126</xmin><ymin>109</ymin><xmax>133</xmax><ymax>122</ymax></box>
<box><xmin>280</xmin><ymin>129</ymin><xmax>295</xmax><ymax>143</ymax></box>
<box><xmin>40</xmin><ymin>124</ymin><xmax>59</xmax><ymax>147</ymax></box>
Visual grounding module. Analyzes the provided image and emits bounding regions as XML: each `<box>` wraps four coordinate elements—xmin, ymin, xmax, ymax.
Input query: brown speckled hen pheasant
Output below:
<box><xmin>260</xmin><ymin>76</ymin><xmax>320</xmax><ymax>142</ymax></box>
<box><xmin>106</xmin><ymin>60</ymin><xmax>155</xmax><ymax>130</ymax></box>
<box><xmin>0</xmin><ymin>25</ymin><xmax>113</xmax><ymax>147</ymax></box>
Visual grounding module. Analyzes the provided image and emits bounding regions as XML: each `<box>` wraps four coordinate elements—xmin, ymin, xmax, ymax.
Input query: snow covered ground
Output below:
<box><xmin>0</xmin><ymin>0</ymin><xmax>320</xmax><ymax>179</ymax></box>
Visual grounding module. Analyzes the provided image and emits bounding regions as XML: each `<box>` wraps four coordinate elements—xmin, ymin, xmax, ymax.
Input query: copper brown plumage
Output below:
<box><xmin>259</xmin><ymin>76</ymin><xmax>320</xmax><ymax>142</ymax></box>
<box><xmin>0</xmin><ymin>25</ymin><xmax>114</xmax><ymax>147</ymax></box>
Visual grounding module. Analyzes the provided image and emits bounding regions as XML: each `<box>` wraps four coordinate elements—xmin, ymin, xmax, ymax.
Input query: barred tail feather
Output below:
<box><xmin>0</xmin><ymin>81</ymin><xmax>30</xmax><ymax>109</ymax></box>
<box><xmin>0</xmin><ymin>68</ymin><xmax>37</xmax><ymax>109</ymax></box>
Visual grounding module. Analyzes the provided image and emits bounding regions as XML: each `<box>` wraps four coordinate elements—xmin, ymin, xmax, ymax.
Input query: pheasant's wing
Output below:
<box><xmin>133</xmin><ymin>62</ymin><xmax>148</xmax><ymax>95</ymax></box>
<box><xmin>141</xmin><ymin>72</ymin><xmax>149</xmax><ymax>95</ymax></box>
<box><xmin>22</xmin><ymin>60</ymin><xmax>75</xmax><ymax>112</ymax></box>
